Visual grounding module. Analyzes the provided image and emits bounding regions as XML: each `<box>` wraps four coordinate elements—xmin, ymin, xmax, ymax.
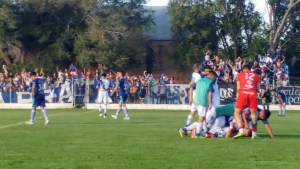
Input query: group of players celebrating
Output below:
<box><xmin>179</xmin><ymin>63</ymin><xmax>279</xmax><ymax>139</ymax></box>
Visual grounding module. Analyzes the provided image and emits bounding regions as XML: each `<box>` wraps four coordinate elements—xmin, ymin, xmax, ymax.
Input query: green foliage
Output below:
<box><xmin>169</xmin><ymin>0</ymin><xmax>218</xmax><ymax>66</ymax></box>
<box><xmin>0</xmin><ymin>0</ymin><xmax>152</xmax><ymax>71</ymax></box>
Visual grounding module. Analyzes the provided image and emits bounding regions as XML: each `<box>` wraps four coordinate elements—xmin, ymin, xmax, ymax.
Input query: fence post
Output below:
<box><xmin>84</xmin><ymin>76</ymin><xmax>89</xmax><ymax>109</ymax></box>
<box><xmin>9</xmin><ymin>78</ymin><xmax>12</xmax><ymax>103</ymax></box>
<box><xmin>72</xmin><ymin>78</ymin><xmax>75</xmax><ymax>108</ymax></box>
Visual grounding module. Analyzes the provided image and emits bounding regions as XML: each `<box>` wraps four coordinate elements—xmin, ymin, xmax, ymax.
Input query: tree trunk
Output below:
<box><xmin>268</xmin><ymin>0</ymin><xmax>300</xmax><ymax>52</ymax></box>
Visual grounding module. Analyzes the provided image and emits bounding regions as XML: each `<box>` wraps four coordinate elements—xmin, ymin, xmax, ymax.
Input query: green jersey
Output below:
<box><xmin>194</xmin><ymin>77</ymin><xmax>212</xmax><ymax>107</ymax></box>
<box><xmin>216</xmin><ymin>103</ymin><xmax>236</xmax><ymax>117</ymax></box>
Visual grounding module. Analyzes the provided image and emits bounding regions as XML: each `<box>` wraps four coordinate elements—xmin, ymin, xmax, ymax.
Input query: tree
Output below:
<box><xmin>0</xmin><ymin>0</ymin><xmax>152</xmax><ymax>71</ymax></box>
<box><xmin>268</xmin><ymin>0</ymin><xmax>300</xmax><ymax>52</ymax></box>
<box><xmin>215</xmin><ymin>0</ymin><xmax>262</xmax><ymax>58</ymax></box>
<box><xmin>168</xmin><ymin>0</ymin><xmax>218</xmax><ymax>67</ymax></box>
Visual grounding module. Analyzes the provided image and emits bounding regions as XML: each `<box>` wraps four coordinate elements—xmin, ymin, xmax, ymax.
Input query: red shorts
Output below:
<box><xmin>235</xmin><ymin>91</ymin><xmax>258</xmax><ymax>109</ymax></box>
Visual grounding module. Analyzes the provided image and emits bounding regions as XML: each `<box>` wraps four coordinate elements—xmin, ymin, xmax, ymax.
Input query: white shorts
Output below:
<box><xmin>206</xmin><ymin>106</ymin><xmax>216</xmax><ymax>125</ymax></box>
<box><xmin>196</xmin><ymin>105</ymin><xmax>207</xmax><ymax>117</ymax></box>
<box><xmin>190</xmin><ymin>103</ymin><xmax>197</xmax><ymax>112</ymax></box>
<box><xmin>209</xmin><ymin>116</ymin><xmax>226</xmax><ymax>134</ymax></box>
<box><xmin>98</xmin><ymin>91</ymin><xmax>109</xmax><ymax>104</ymax></box>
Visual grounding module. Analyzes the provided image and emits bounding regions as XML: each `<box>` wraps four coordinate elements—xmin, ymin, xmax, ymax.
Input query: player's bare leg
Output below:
<box><xmin>250</xmin><ymin>108</ymin><xmax>258</xmax><ymax>139</ymax></box>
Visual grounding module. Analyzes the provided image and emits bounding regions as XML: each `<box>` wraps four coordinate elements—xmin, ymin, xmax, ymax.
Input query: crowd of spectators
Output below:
<box><xmin>202</xmin><ymin>45</ymin><xmax>289</xmax><ymax>87</ymax></box>
<box><xmin>0</xmin><ymin>44</ymin><xmax>290</xmax><ymax>104</ymax></box>
<box><xmin>0</xmin><ymin>63</ymin><xmax>176</xmax><ymax>104</ymax></box>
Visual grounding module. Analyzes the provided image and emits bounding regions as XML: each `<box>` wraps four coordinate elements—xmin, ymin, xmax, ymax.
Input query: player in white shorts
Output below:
<box><xmin>97</xmin><ymin>73</ymin><xmax>110</xmax><ymax>118</ymax></box>
<box><xmin>185</xmin><ymin>63</ymin><xmax>202</xmax><ymax>126</ymax></box>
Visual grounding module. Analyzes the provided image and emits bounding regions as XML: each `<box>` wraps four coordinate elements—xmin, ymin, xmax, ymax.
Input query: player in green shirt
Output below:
<box><xmin>192</xmin><ymin>71</ymin><xmax>217</xmax><ymax>138</ymax></box>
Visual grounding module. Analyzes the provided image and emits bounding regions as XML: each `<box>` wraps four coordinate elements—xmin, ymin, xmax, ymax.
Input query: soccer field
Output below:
<box><xmin>0</xmin><ymin>109</ymin><xmax>300</xmax><ymax>169</ymax></box>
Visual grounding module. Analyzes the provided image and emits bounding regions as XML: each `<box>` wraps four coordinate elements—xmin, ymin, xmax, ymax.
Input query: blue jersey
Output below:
<box><xmin>276</xmin><ymin>92</ymin><xmax>286</xmax><ymax>103</ymax></box>
<box><xmin>32</xmin><ymin>77</ymin><xmax>45</xmax><ymax>96</ymax></box>
<box><xmin>243</xmin><ymin>107</ymin><xmax>269</xmax><ymax>124</ymax></box>
<box><xmin>118</xmin><ymin>77</ymin><xmax>129</xmax><ymax>96</ymax></box>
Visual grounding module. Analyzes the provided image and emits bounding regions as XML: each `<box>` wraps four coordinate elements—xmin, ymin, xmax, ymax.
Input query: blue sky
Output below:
<box><xmin>146</xmin><ymin>0</ymin><xmax>268</xmax><ymax>21</ymax></box>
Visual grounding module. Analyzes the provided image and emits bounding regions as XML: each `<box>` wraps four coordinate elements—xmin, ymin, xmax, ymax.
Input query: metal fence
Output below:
<box><xmin>1</xmin><ymin>77</ymin><xmax>299</xmax><ymax>106</ymax></box>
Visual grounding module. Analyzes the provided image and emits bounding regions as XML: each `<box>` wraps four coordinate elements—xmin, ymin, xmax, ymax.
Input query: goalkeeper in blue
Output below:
<box><xmin>26</xmin><ymin>72</ymin><xmax>49</xmax><ymax>125</ymax></box>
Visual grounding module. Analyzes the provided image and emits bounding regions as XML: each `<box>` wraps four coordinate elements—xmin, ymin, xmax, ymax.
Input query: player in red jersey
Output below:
<box><xmin>233</xmin><ymin>64</ymin><xmax>260</xmax><ymax>139</ymax></box>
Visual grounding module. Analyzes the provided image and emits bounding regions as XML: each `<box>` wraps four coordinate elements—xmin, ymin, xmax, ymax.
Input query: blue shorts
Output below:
<box><xmin>119</xmin><ymin>95</ymin><xmax>128</xmax><ymax>103</ymax></box>
<box><xmin>32</xmin><ymin>95</ymin><xmax>46</xmax><ymax>108</ymax></box>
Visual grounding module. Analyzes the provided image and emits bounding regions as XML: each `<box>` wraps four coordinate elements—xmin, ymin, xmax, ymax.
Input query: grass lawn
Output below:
<box><xmin>0</xmin><ymin>108</ymin><xmax>300</xmax><ymax>169</ymax></box>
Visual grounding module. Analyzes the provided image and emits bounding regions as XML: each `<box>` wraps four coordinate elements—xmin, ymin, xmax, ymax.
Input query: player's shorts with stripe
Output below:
<box><xmin>32</xmin><ymin>95</ymin><xmax>46</xmax><ymax>108</ymax></box>
<box><xmin>235</xmin><ymin>91</ymin><xmax>257</xmax><ymax>109</ymax></box>
<box><xmin>119</xmin><ymin>95</ymin><xmax>128</xmax><ymax>103</ymax></box>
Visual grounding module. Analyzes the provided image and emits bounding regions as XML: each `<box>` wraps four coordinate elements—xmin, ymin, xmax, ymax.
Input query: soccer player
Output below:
<box><xmin>271</xmin><ymin>89</ymin><xmax>287</xmax><ymax>117</ymax></box>
<box><xmin>193</xmin><ymin>71</ymin><xmax>216</xmax><ymax>138</ymax></box>
<box><xmin>25</xmin><ymin>72</ymin><xmax>49</xmax><ymax>125</ymax></box>
<box><xmin>97</xmin><ymin>73</ymin><xmax>111</xmax><ymax>118</ymax></box>
<box><xmin>110</xmin><ymin>71</ymin><xmax>130</xmax><ymax>120</ymax></box>
<box><xmin>233</xmin><ymin>64</ymin><xmax>260</xmax><ymax>139</ymax></box>
<box><xmin>206</xmin><ymin>103</ymin><xmax>236</xmax><ymax>126</ymax></box>
<box><xmin>242</xmin><ymin>107</ymin><xmax>274</xmax><ymax>138</ymax></box>
<box><xmin>186</xmin><ymin>63</ymin><xmax>201</xmax><ymax>126</ymax></box>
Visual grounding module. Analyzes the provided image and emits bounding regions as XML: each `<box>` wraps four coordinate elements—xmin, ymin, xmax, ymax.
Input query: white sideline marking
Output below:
<box><xmin>0</xmin><ymin>110</ymin><xmax>96</xmax><ymax>129</ymax></box>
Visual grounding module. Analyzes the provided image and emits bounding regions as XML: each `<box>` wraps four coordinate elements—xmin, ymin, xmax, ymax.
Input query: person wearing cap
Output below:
<box><xmin>97</xmin><ymin>73</ymin><xmax>111</xmax><ymax>118</ymax></box>
<box><xmin>110</xmin><ymin>71</ymin><xmax>130</xmax><ymax>120</ymax></box>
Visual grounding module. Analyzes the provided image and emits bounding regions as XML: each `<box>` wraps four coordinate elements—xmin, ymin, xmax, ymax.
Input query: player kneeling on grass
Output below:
<box><xmin>179</xmin><ymin>116</ymin><xmax>234</xmax><ymax>138</ymax></box>
<box><xmin>241</xmin><ymin>107</ymin><xmax>274</xmax><ymax>138</ymax></box>
<box><xmin>26</xmin><ymin>72</ymin><xmax>49</xmax><ymax>125</ymax></box>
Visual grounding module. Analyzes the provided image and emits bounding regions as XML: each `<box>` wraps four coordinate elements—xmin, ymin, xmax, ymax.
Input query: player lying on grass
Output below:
<box><xmin>179</xmin><ymin>103</ymin><xmax>274</xmax><ymax>138</ymax></box>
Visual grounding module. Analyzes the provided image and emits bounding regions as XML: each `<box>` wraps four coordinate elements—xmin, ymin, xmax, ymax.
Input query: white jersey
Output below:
<box><xmin>211</xmin><ymin>79</ymin><xmax>220</xmax><ymax>106</ymax></box>
<box><xmin>97</xmin><ymin>78</ymin><xmax>110</xmax><ymax>104</ymax></box>
<box><xmin>97</xmin><ymin>78</ymin><xmax>110</xmax><ymax>90</ymax></box>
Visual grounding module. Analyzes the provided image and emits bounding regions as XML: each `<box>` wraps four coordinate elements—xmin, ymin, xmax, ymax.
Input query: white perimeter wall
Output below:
<box><xmin>0</xmin><ymin>103</ymin><xmax>300</xmax><ymax>111</ymax></box>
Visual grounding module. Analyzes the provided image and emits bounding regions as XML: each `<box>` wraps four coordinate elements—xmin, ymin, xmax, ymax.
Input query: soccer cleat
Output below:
<box><xmin>99</xmin><ymin>113</ymin><xmax>103</xmax><ymax>117</ymax></box>
<box><xmin>44</xmin><ymin>120</ymin><xmax>50</xmax><ymax>125</ymax></box>
<box><xmin>252</xmin><ymin>135</ymin><xmax>261</xmax><ymax>139</ymax></box>
<box><xmin>178</xmin><ymin>128</ymin><xmax>185</xmax><ymax>138</ymax></box>
<box><xmin>233</xmin><ymin>131</ymin><xmax>245</xmax><ymax>139</ymax></box>
<box><xmin>25</xmin><ymin>121</ymin><xmax>34</xmax><ymax>125</ymax></box>
<box><xmin>123</xmin><ymin>117</ymin><xmax>130</xmax><ymax>120</ymax></box>
<box><xmin>111</xmin><ymin>115</ymin><xmax>118</xmax><ymax>119</ymax></box>
<box><xmin>103</xmin><ymin>115</ymin><xmax>107</xmax><ymax>118</ymax></box>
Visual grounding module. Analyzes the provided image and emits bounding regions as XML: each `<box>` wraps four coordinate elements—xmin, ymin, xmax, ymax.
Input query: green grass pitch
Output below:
<box><xmin>0</xmin><ymin>108</ymin><xmax>300</xmax><ymax>169</ymax></box>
